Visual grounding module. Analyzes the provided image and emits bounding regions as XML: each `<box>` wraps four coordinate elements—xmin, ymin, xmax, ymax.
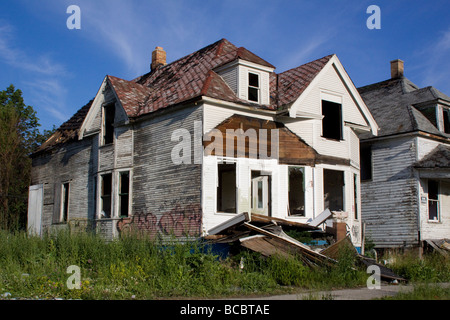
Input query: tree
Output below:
<box><xmin>0</xmin><ymin>84</ymin><xmax>54</xmax><ymax>231</ymax></box>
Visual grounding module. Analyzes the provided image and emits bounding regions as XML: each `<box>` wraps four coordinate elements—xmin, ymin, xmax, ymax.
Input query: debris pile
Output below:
<box><xmin>204</xmin><ymin>211</ymin><xmax>406</xmax><ymax>283</ymax></box>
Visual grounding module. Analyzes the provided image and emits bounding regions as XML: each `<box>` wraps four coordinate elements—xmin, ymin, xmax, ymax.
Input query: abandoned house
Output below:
<box><xmin>358</xmin><ymin>59</ymin><xmax>450</xmax><ymax>250</ymax></box>
<box><xmin>27</xmin><ymin>39</ymin><xmax>378</xmax><ymax>252</ymax></box>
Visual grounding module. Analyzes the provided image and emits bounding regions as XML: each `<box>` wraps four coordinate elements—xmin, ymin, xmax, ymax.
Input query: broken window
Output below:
<box><xmin>251</xmin><ymin>171</ymin><xmax>271</xmax><ymax>216</ymax></box>
<box><xmin>360</xmin><ymin>145</ymin><xmax>372</xmax><ymax>181</ymax></box>
<box><xmin>248</xmin><ymin>72</ymin><xmax>260</xmax><ymax>103</ymax></box>
<box><xmin>288</xmin><ymin>167</ymin><xmax>305</xmax><ymax>216</ymax></box>
<box><xmin>101</xmin><ymin>173</ymin><xmax>112</xmax><ymax>218</ymax></box>
<box><xmin>103</xmin><ymin>104</ymin><xmax>115</xmax><ymax>145</ymax></box>
<box><xmin>61</xmin><ymin>182</ymin><xmax>69</xmax><ymax>223</ymax></box>
<box><xmin>119</xmin><ymin>171</ymin><xmax>130</xmax><ymax>217</ymax></box>
<box><xmin>428</xmin><ymin>179</ymin><xmax>440</xmax><ymax>221</ymax></box>
<box><xmin>323</xmin><ymin>169</ymin><xmax>344</xmax><ymax>212</ymax></box>
<box><xmin>322</xmin><ymin>100</ymin><xmax>342</xmax><ymax>140</ymax></box>
<box><xmin>217</xmin><ymin>163</ymin><xmax>237</xmax><ymax>213</ymax></box>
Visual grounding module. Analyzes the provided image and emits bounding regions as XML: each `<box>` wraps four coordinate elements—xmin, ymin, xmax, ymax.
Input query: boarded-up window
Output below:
<box><xmin>119</xmin><ymin>171</ymin><xmax>130</xmax><ymax>217</ymax></box>
<box><xmin>322</xmin><ymin>100</ymin><xmax>342</xmax><ymax>140</ymax></box>
<box><xmin>103</xmin><ymin>104</ymin><xmax>115</xmax><ymax>145</ymax></box>
<box><xmin>61</xmin><ymin>183</ymin><xmax>69</xmax><ymax>223</ymax></box>
<box><xmin>288</xmin><ymin>167</ymin><xmax>305</xmax><ymax>216</ymax></box>
<box><xmin>324</xmin><ymin>169</ymin><xmax>344</xmax><ymax>212</ymax></box>
<box><xmin>428</xmin><ymin>180</ymin><xmax>440</xmax><ymax>221</ymax></box>
<box><xmin>360</xmin><ymin>145</ymin><xmax>372</xmax><ymax>181</ymax></box>
<box><xmin>101</xmin><ymin>173</ymin><xmax>112</xmax><ymax>218</ymax></box>
<box><xmin>217</xmin><ymin>163</ymin><xmax>237</xmax><ymax>213</ymax></box>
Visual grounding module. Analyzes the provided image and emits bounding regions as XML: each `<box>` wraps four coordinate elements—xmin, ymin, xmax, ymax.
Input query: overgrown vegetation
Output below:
<box><xmin>0</xmin><ymin>230</ymin><xmax>368</xmax><ymax>300</ymax></box>
<box><xmin>383</xmin><ymin>250</ymin><xmax>450</xmax><ymax>283</ymax></box>
<box><xmin>1</xmin><ymin>230</ymin><xmax>448</xmax><ymax>300</ymax></box>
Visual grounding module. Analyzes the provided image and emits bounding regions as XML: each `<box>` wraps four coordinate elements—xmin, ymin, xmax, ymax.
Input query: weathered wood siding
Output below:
<box><xmin>361</xmin><ymin>136</ymin><xmax>419</xmax><ymax>248</ymax></box>
<box><xmin>30</xmin><ymin>137</ymin><xmax>97</xmax><ymax>231</ymax></box>
<box><xmin>130</xmin><ymin>104</ymin><xmax>203</xmax><ymax>237</ymax></box>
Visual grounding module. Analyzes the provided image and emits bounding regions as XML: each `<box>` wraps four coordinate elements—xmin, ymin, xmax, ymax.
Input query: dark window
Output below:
<box><xmin>103</xmin><ymin>104</ymin><xmax>115</xmax><ymax>145</ymax></box>
<box><xmin>119</xmin><ymin>171</ymin><xmax>130</xmax><ymax>217</ymax></box>
<box><xmin>322</xmin><ymin>100</ymin><xmax>342</xmax><ymax>140</ymax></box>
<box><xmin>428</xmin><ymin>180</ymin><xmax>440</xmax><ymax>221</ymax></box>
<box><xmin>353</xmin><ymin>174</ymin><xmax>359</xmax><ymax>220</ymax></box>
<box><xmin>248</xmin><ymin>73</ymin><xmax>260</xmax><ymax>102</ymax></box>
<box><xmin>101</xmin><ymin>173</ymin><xmax>112</xmax><ymax>218</ymax></box>
<box><xmin>288</xmin><ymin>167</ymin><xmax>305</xmax><ymax>216</ymax></box>
<box><xmin>323</xmin><ymin>169</ymin><xmax>344</xmax><ymax>212</ymax></box>
<box><xmin>360</xmin><ymin>145</ymin><xmax>372</xmax><ymax>181</ymax></box>
<box><xmin>443</xmin><ymin>108</ymin><xmax>450</xmax><ymax>134</ymax></box>
<box><xmin>217</xmin><ymin>163</ymin><xmax>237</xmax><ymax>213</ymax></box>
<box><xmin>61</xmin><ymin>183</ymin><xmax>69</xmax><ymax>223</ymax></box>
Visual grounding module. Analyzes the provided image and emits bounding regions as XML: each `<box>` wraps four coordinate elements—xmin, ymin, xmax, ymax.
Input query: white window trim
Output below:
<box><xmin>248</xmin><ymin>71</ymin><xmax>261</xmax><ymax>103</ymax></box>
<box><xmin>427</xmin><ymin>180</ymin><xmax>441</xmax><ymax>223</ymax></box>
<box><xmin>215</xmin><ymin>158</ymin><xmax>238</xmax><ymax>215</ymax></box>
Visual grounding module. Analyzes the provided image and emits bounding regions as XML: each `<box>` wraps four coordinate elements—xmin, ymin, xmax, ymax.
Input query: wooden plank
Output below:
<box><xmin>250</xmin><ymin>213</ymin><xmax>319</xmax><ymax>231</ymax></box>
<box><xmin>243</xmin><ymin>222</ymin><xmax>336</xmax><ymax>266</ymax></box>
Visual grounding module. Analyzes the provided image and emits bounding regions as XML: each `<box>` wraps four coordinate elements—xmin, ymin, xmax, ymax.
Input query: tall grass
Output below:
<box><xmin>383</xmin><ymin>250</ymin><xmax>450</xmax><ymax>283</ymax></box>
<box><xmin>0</xmin><ymin>230</ymin><xmax>368</xmax><ymax>299</ymax></box>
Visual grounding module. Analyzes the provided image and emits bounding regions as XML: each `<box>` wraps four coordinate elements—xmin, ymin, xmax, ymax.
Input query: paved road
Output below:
<box><xmin>243</xmin><ymin>282</ymin><xmax>450</xmax><ymax>300</ymax></box>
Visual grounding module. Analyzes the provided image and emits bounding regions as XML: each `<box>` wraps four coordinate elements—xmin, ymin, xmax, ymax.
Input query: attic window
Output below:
<box><xmin>248</xmin><ymin>72</ymin><xmax>260</xmax><ymax>103</ymax></box>
<box><xmin>103</xmin><ymin>104</ymin><xmax>115</xmax><ymax>145</ymax></box>
<box><xmin>322</xmin><ymin>100</ymin><xmax>343</xmax><ymax>140</ymax></box>
<box><xmin>444</xmin><ymin>108</ymin><xmax>450</xmax><ymax>134</ymax></box>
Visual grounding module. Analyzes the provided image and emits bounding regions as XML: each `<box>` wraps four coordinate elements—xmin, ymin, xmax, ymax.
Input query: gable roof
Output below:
<box><xmin>276</xmin><ymin>54</ymin><xmax>334</xmax><ymax>106</ymax></box>
<box><xmin>33</xmin><ymin>39</ymin><xmax>344</xmax><ymax>154</ymax></box>
<box><xmin>358</xmin><ymin>77</ymin><xmax>450</xmax><ymax>140</ymax></box>
<box><xmin>32</xmin><ymin>99</ymin><xmax>93</xmax><ymax>155</ymax></box>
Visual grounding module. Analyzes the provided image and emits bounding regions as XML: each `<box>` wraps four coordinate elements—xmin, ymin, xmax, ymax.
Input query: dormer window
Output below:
<box><xmin>248</xmin><ymin>72</ymin><xmax>260</xmax><ymax>103</ymax></box>
<box><xmin>443</xmin><ymin>108</ymin><xmax>450</xmax><ymax>134</ymax></box>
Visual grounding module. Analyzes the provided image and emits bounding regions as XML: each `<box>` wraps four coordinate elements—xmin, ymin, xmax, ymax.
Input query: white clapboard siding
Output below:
<box><xmin>361</xmin><ymin>136</ymin><xmax>419</xmax><ymax>247</ymax></box>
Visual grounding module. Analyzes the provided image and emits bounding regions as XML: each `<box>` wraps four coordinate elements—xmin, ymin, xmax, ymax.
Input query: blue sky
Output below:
<box><xmin>1</xmin><ymin>0</ymin><xmax>449</xmax><ymax>130</ymax></box>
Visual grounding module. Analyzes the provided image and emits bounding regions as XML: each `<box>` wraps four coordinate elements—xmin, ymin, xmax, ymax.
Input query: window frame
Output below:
<box><xmin>102</xmin><ymin>103</ymin><xmax>115</xmax><ymax>145</ymax></box>
<box><xmin>427</xmin><ymin>179</ymin><xmax>440</xmax><ymax>222</ymax></box>
<box><xmin>118</xmin><ymin>170</ymin><xmax>131</xmax><ymax>218</ymax></box>
<box><xmin>100</xmin><ymin>173</ymin><xmax>113</xmax><ymax>218</ymax></box>
<box><xmin>287</xmin><ymin>166</ymin><xmax>306</xmax><ymax>217</ymax></box>
<box><xmin>60</xmin><ymin>182</ymin><xmax>70</xmax><ymax>223</ymax></box>
<box><xmin>247</xmin><ymin>72</ymin><xmax>260</xmax><ymax>103</ymax></box>
<box><xmin>321</xmin><ymin>99</ymin><xmax>343</xmax><ymax>141</ymax></box>
<box><xmin>216</xmin><ymin>162</ymin><xmax>237</xmax><ymax>214</ymax></box>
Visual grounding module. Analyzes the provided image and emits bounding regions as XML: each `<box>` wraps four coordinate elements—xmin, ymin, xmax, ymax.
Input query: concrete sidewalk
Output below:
<box><xmin>244</xmin><ymin>282</ymin><xmax>450</xmax><ymax>300</ymax></box>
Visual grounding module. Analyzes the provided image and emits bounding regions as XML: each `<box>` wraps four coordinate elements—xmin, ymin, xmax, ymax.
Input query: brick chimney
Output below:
<box><xmin>390</xmin><ymin>59</ymin><xmax>404</xmax><ymax>79</ymax></box>
<box><xmin>151</xmin><ymin>46</ymin><xmax>166</xmax><ymax>71</ymax></box>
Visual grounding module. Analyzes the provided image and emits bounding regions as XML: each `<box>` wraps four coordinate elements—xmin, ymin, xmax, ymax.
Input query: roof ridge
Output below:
<box><xmin>278</xmin><ymin>54</ymin><xmax>334</xmax><ymax>76</ymax></box>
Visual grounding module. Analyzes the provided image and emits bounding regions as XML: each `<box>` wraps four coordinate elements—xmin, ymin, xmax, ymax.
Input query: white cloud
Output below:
<box><xmin>0</xmin><ymin>24</ymin><xmax>67</xmax><ymax>76</ymax></box>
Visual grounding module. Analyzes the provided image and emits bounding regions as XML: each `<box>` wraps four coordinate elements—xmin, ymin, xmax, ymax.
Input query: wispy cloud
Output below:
<box><xmin>0</xmin><ymin>22</ymin><xmax>70</xmax><ymax>124</ymax></box>
<box><xmin>0</xmin><ymin>24</ymin><xmax>67</xmax><ymax>76</ymax></box>
<box><xmin>417</xmin><ymin>27</ymin><xmax>450</xmax><ymax>93</ymax></box>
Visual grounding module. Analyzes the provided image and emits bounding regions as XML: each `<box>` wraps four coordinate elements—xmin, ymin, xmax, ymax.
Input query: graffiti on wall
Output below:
<box><xmin>117</xmin><ymin>204</ymin><xmax>202</xmax><ymax>238</ymax></box>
